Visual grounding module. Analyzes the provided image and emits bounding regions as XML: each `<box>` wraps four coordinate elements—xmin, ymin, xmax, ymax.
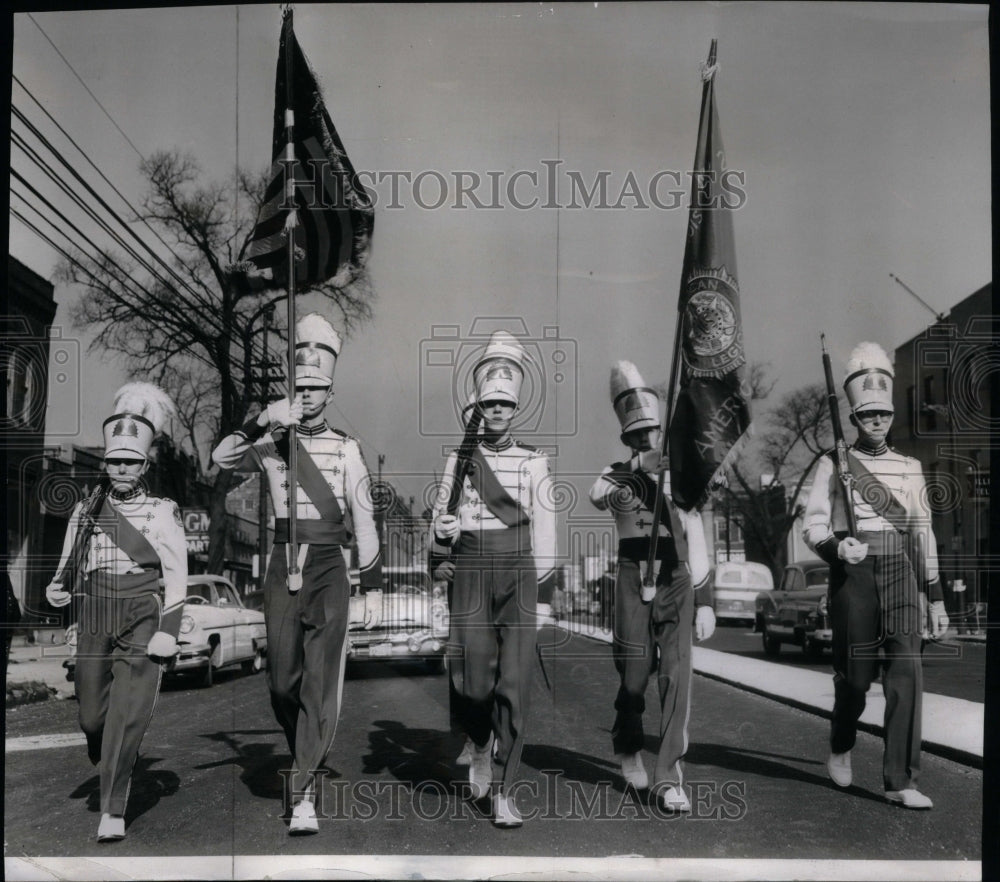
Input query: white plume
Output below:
<box><xmin>845</xmin><ymin>341</ymin><xmax>894</xmax><ymax>379</ymax></box>
<box><xmin>111</xmin><ymin>382</ymin><xmax>176</xmax><ymax>435</ymax></box>
<box><xmin>296</xmin><ymin>312</ymin><xmax>342</xmax><ymax>355</ymax></box>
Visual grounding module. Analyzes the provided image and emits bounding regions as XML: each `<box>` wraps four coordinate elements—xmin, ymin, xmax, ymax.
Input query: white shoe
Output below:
<box><xmin>659</xmin><ymin>784</ymin><xmax>691</xmax><ymax>813</ymax></box>
<box><xmin>886</xmin><ymin>788</ymin><xmax>933</xmax><ymax>810</ymax></box>
<box><xmin>493</xmin><ymin>792</ymin><xmax>523</xmax><ymax>827</ymax></box>
<box><xmin>455</xmin><ymin>737</ymin><xmax>474</xmax><ymax>766</ymax></box>
<box><xmin>97</xmin><ymin>814</ymin><xmax>125</xmax><ymax>842</ymax></box>
<box><xmin>289</xmin><ymin>799</ymin><xmax>319</xmax><ymax>834</ymax></box>
<box><xmin>616</xmin><ymin>752</ymin><xmax>649</xmax><ymax>790</ymax></box>
<box><xmin>468</xmin><ymin>737</ymin><xmax>493</xmax><ymax>799</ymax></box>
<box><xmin>827</xmin><ymin>751</ymin><xmax>852</xmax><ymax>788</ymax></box>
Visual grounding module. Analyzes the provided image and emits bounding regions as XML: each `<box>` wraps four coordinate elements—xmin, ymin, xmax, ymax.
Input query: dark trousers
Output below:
<box><xmin>264</xmin><ymin>543</ymin><xmax>350</xmax><ymax>800</ymax></box>
<box><xmin>75</xmin><ymin>592</ymin><xmax>162</xmax><ymax>816</ymax></box>
<box><xmin>448</xmin><ymin>552</ymin><xmax>538</xmax><ymax>791</ymax></box>
<box><xmin>829</xmin><ymin>545</ymin><xmax>922</xmax><ymax>791</ymax></box>
<box><xmin>611</xmin><ymin>559</ymin><xmax>693</xmax><ymax>786</ymax></box>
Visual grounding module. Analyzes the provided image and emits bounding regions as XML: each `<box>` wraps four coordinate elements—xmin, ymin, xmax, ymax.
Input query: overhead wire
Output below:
<box><xmin>16</xmin><ymin>13</ymin><xmax>374</xmax><ymax>455</ymax></box>
<box><xmin>11</xmin><ymin>103</ymin><xmax>233</xmax><ymax>340</ymax></box>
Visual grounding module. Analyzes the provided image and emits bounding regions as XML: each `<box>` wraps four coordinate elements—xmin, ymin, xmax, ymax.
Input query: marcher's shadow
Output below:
<box><xmin>659</xmin><ymin>739</ymin><xmax>891</xmax><ymax>805</ymax></box>
<box><xmin>68</xmin><ymin>757</ymin><xmax>180</xmax><ymax>821</ymax></box>
<box><xmin>521</xmin><ymin>743</ymin><xmax>624</xmax><ymax>791</ymax></box>
<box><xmin>364</xmin><ymin>719</ymin><xmax>464</xmax><ymax>789</ymax></box>
<box><xmin>125</xmin><ymin>758</ymin><xmax>181</xmax><ymax>823</ymax></box>
<box><xmin>194</xmin><ymin>729</ymin><xmax>300</xmax><ymax>801</ymax></box>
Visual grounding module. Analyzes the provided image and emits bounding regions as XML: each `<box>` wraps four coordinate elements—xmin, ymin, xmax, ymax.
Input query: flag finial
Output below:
<box><xmin>701</xmin><ymin>39</ymin><xmax>719</xmax><ymax>82</ymax></box>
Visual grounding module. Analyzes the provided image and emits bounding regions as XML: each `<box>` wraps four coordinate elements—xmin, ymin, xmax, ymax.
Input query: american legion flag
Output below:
<box><xmin>668</xmin><ymin>40</ymin><xmax>752</xmax><ymax>511</ymax></box>
<box><xmin>234</xmin><ymin>10</ymin><xmax>373</xmax><ymax>291</ymax></box>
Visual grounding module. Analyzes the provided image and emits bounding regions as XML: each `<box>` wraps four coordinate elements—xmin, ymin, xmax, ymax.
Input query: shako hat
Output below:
<box><xmin>473</xmin><ymin>331</ymin><xmax>525</xmax><ymax>407</ymax></box>
<box><xmin>102</xmin><ymin>382</ymin><xmax>176</xmax><ymax>461</ymax></box>
<box><xmin>295</xmin><ymin>313</ymin><xmax>342</xmax><ymax>386</ymax></box>
<box><xmin>610</xmin><ymin>361</ymin><xmax>661</xmax><ymax>435</ymax></box>
<box><xmin>844</xmin><ymin>341</ymin><xmax>894</xmax><ymax>415</ymax></box>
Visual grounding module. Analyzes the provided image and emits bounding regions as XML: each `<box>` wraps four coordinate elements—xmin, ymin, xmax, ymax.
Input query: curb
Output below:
<box><xmin>555</xmin><ymin>618</ymin><xmax>984</xmax><ymax>770</ymax></box>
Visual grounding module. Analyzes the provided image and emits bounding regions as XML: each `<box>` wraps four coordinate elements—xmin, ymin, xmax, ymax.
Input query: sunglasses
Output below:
<box><xmin>105</xmin><ymin>458</ymin><xmax>145</xmax><ymax>467</ymax></box>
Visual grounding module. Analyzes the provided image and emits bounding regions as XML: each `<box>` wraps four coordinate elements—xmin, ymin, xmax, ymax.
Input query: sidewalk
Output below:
<box><xmin>557</xmin><ymin>619</ymin><xmax>985</xmax><ymax>768</ymax></box>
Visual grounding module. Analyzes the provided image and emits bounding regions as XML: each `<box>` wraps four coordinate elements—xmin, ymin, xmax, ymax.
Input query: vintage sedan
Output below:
<box><xmin>713</xmin><ymin>561</ymin><xmax>774</xmax><ymax>626</ymax></box>
<box><xmin>755</xmin><ymin>559</ymin><xmax>832</xmax><ymax>657</ymax></box>
<box><xmin>63</xmin><ymin>574</ymin><xmax>268</xmax><ymax>688</ymax></box>
<box><xmin>346</xmin><ymin>566</ymin><xmax>449</xmax><ymax>671</ymax></box>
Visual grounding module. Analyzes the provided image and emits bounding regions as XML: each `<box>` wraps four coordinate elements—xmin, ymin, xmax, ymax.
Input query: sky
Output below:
<box><xmin>10</xmin><ymin>2</ymin><xmax>992</xmax><ymax>513</ymax></box>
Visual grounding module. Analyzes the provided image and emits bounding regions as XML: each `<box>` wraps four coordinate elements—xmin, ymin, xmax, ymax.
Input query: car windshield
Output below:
<box><xmin>805</xmin><ymin>569</ymin><xmax>829</xmax><ymax>588</ymax></box>
<box><xmin>187</xmin><ymin>584</ymin><xmax>213</xmax><ymax>602</ymax></box>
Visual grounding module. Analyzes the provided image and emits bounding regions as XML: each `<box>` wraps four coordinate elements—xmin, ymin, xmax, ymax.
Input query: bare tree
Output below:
<box><xmin>56</xmin><ymin>149</ymin><xmax>375</xmax><ymax>572</ymax></box>
<box><xmin>715</xmin><ymin>381</ymin><xmax>833</xmax><ymax>575</ymax></box>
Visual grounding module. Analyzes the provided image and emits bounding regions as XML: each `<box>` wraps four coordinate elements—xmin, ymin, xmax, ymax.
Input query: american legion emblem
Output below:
<box><xmin>682</xmin><ymin>267</ymin><xmax>745</xmax><ymax>378</ymax></box>
<box><xmin>111</xmin><ymin>417</ymin><xmax>140</xmax><ymax>438</ymax></box>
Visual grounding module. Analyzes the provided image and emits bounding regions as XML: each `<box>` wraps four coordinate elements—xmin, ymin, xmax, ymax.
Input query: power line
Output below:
<box><xmin>11</xmin><ymin>103</ymin><xmax>231</xmax><ymax>340</ymax></box>
<box><xmin>26</xmin><ymin>12</ymin><xmax>146</xmax><ymax>162</ymax></box>
<box><xmin>13</xmin><ymin>74</ymin><xmax>234</xmax><ymax>314</ymax></box>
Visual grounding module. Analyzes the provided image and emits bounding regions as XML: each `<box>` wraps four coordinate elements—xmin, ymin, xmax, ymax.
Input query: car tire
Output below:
<box><xmin>242</xmin><ymin>646</ymin><xmax>266</xmax><ymax>674</ymax></box>
<box><xmin>762</xmin><ymin>625</ymin><xmax>781</xmax><ymax>657</ymax></box>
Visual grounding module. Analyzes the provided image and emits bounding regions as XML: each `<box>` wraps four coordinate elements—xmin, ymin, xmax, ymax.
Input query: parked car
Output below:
<box><xmin>346</xmin><ymin>566</ymin><xmax>449</xmax><ymax>672</ymax></box>
<box><xmin>755</xmin><ymin>560</ymin><xmax>832</xmax><ymax>657</ymax></box>
<box><xmin>63</xmin><ymin>574</ymin><xmax>268</xmax><ymax>688</ymax></box>
<box><xmin>713</xmin><ymin>561</ymin><xmax>774</xmax><ymax>626</ymax></box>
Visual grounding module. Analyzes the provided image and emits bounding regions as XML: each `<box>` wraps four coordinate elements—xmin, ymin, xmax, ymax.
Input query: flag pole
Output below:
<box><xmin>283</xmin><ymin>8</ymin><xmax>302</xmax><ymax>592</ymax></box>
<box><xmin>642</xmin><ymin>38</ymin><xmax>717</xmax><ymax>603</ymax></box>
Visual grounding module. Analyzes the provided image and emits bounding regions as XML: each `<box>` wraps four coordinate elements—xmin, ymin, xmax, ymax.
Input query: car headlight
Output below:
<box><xmin>179</xmin><ymin>614</ymin><xmax>196</xmax><ymax>635</ymax></box>
<box><xmin>817</xmin><ymin>594</ymin><xmax>828</xmax><ymax>616</ymax></box>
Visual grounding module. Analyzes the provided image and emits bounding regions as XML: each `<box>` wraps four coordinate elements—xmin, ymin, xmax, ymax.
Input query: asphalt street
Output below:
<box><xmin>4</xmin><ymin>627</ymin><xmax>982</xmax><ymax>874</ymax></box>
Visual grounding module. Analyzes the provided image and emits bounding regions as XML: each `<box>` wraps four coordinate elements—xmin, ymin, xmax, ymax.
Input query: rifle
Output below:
<box><xmin>821</xmin><ymin>334</ymin><xmax>858</xmax><ymax>537</ymax></box>
<box><xmin>56</xmin><ymin>476</ymin><xmax>110</xmax><ymax>604</ymax></box>
<box><xmin>446</xmin><ymin>406</ymin><xmax>484</xmax><ymax>516</ymax></box>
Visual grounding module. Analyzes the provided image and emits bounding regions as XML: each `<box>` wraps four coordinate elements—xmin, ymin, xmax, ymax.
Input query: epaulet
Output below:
<box><xmin>514</xmin><ymin>440</ymin><xmax>539</xmax><ymax>453</ymax></box>
<box><xmin>330</xmin><ymin>426</ymin><xmax>350</xmax><ymax>439</ymax></box>
<box><xmin>888</xmin><ymin>446</ymin><xmax>917</xmax><ymax>463</ymax></box>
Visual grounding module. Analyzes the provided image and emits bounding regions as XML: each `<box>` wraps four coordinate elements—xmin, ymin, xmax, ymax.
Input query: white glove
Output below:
<box><xmin>695</xmin><ymin>606</ymin><xmax>716</xmax><ymax>642</ymax></box>
<box><xmin>837</xmin><ymin>537</ymin><xmax>869</xmax><ymax>564</ymax></box>
<box><xmin>265</xmin><ymin>397</ymin><xmax>303</xmax><ymax>428</ymax></box>
<box><xmin>535</xmin><ymin>602</ymin><xmax>553</xmax><ymax>631</ymax></box>
<box><xmin>147</xmin><ymin>631</ymin><xmax>179</xmax><ymax>659</ymax></box>
<box><xmin>928</xmin><ymin>600</ymin><xmax>949</xmax><ymax>640</ymax></box>
<box><xmin>363</xmin><ymin>590</ymin><xmax>383</xmax><ymax>630</ymax></box>
<box><xmin>637</xmin><ymin>448</ymin><xmax>668</xmax><ymax>474</ymax></box>
<box><xmin>46</xmin><ymin>581</ymin><xmax>72</xmax><ymax>608</ymax></box>
<box><xmin>434</xmin><ymin>514</ymin><xmax>460</xmax><ymax>542</ymax></box>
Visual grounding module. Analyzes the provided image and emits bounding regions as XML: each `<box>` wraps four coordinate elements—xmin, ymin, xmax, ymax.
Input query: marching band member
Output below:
<box><xmin>804</xmin><ymin>341</ymin><xmax>947</xmax><ymax>809</ymax></box>
<box><xmin>212</xmin><ymin>312</ymin><xmax>382</xmax><ymax>834</ymax></box>
<box><xmin>589</xmin><ymin>362</ymin><xmax>714</xmax><ymax>813</ymax></box>
<box><xmin>45</xmin><ymin>383</ymin><xmax>186</xmax><ymax>842</ymax></box>
<box><xmin>432</xmin><ymin>331</ymin><xmax>557</xmax><ymax>827</ymax></box>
